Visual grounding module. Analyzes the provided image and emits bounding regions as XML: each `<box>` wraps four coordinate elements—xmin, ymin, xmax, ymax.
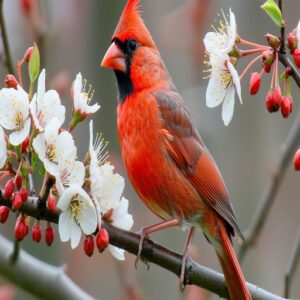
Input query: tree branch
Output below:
<box><xmin>239</xmin><ymin>109</ymin><xmax>300</xmax><ymax>261</ymax></box>
<box><xmin>0</xmin><ymin>235</ymin><xmax>96</xmax><ymax>300</ymax></box>
<box><xmin>0</xmin><ymin>191</ymin><xmax>285</xmax><ymax>300</ymax></box>
<box><xmin>0</xmin><ymin>0</ymin><xmax>15</xmax><ymax>75</ymax></box>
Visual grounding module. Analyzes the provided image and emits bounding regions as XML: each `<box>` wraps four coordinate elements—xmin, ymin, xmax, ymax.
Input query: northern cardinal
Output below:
<box><xmin>101</xmin><ymin>1</ymin><xmax>251</xmax><ymax>299</ymax></box>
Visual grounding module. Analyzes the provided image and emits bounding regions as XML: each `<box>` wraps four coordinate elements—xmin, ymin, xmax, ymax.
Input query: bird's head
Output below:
<box><xmin>101</xmin><ymin>0</ymin><xmax>169</xmax><ymax>102</ymax></box>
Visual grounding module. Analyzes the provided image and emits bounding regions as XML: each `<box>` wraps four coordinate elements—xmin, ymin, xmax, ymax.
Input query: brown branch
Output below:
<box><xmin>239</xmin><ymin>110</ymin><xmax>300</xmax><ymax>261</ymax></box>
<box><xmin>0</xmin><ymin>191</ymin><xmax>285</xmax><ymax>300</ymax></box>
<box><xmin>278</xmin><ymin>0</ymin><xmax>285</xmax><ymax>54</ymax></box>
<box><xmin>284</xmin><ymin>227</ymin><xmax>300</xmax><ymax>298</ymax></box>
<box><xmin>0</xmin><ymin>0</ymin><xmax>15</xmax><ymax>75</ymax></box>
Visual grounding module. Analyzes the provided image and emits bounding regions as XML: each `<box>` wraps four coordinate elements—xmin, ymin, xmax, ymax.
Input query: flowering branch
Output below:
<box><xmin>0</xmin><ymin>235</ymin><xmax>95</xmax><ymax>300</ymax></box>
<box><xmin>0</xmin><ymin>191</ymin><xmax>286</xmax><ymax>300</ymax></box>
<box><xmin>0</xmin><ymin>0</ymin><xmax>15</xmax><ymax>74</ymax></box>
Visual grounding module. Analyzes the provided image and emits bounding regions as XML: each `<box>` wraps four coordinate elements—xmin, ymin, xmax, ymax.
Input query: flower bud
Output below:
<box><xmin>24</xmin><ymin>47</ymin><xmax>33</xmax><ymax>63</ymax></box>
<box><xmin>32</xmin><ymin>223</ymin><xmax>42</xmax><ymax>243</ymax></box>
<box><xmin>14</xmin><ymin>217</ymin><xmax>27</xmax><ymax>241</ymax></box>
<box><xmin>294</xmin><ymin>149</ymin><xmax>300</xmax><ymax>170</ymax></box>
<box><xmin>261</xmin><ymin>50</ymin><xmax>275</xmax><ymax>73</ymax></box>
<box><xmin>21</xmin><ymin>136</ymin><xmax>29</xmax><ymax>153</ymax></box>
<box><xmin>281</xmin><ymin>96</ymin><xmax>293</xmax><ymax>118</ymax></box>
<box><xmin>15</xmin><ymin>175</ymin><xmax>22</xmax><ymax>190</ymax></box>
<box><xmin>272</xmin><ymin>85</ymin><xmax>283</xmax><ymax>108</ymax></box>
<box><xmin>21</xmin><ymin>0</ymin><xmax>32</xmax><ymax>15</ymax></box>
<box><xmin>249</xmin><ymin>72</ymin><xmax>261</xmax><ymax>95</ymax></box>
<box><xmin>0</xmin><ymin>206</ymin><xmax>9</xmax><ymax>223</ymax></box>
<box><xmin>96</xmin><ymin>228</ymin><xmax>109</xmax><ymax>253</ymax></box>
<box><xmin>12</xmin><ymin>192</ymin><xmax>22</xmax><ymax>211</ymax></box>
<box><xmin>5</xmin><ymin>74</ymin><xmax>18</xmax><ymax>89</ymax></box>
<box><xmin>265</xmin><ymin>33</ymin><xmax>280</xmax><ymax>49</ymax></box>
<box><xmin>4</xmin><ymin>180</ymin><xmax>15</xmax><ymax>199</ymax></box>
<box><xmin>293</xmin><ymin>49</ymin><xmax>300</xmax><ymax>68</ymax></box>
<box><xmin>265</xmin><ymin>92</ymin><xmax>276</xmax><ymax>113</ymax></box>
<box><xmin>47</xmin><ymin>194</ymin><xmax>57</xmax><ymax>213</ymax></box>
<box><xmin>45</xmin><ymin>225</ymin><xmax>54</xmax><ymax>246</ymax></box>
<box><xmin>20</xmin><ymin>188</ymin><xmax>28</xmax><ymax>202</ymax></box>
<box><xmin>84</xmin><ymin>235</ymin><xmax>95</xmax><ymax>257</ymax></box>
<box><xmin>287</xmin><ymin>32</ymin><xmax>297</xmax><ymax>53</ymax></box>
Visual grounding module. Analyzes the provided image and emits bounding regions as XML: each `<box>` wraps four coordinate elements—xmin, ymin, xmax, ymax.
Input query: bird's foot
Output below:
<box><xmin>179</xmin><ymin>253</ymin><xmax>190</xmax><ymax>292</ymax></box>
<box><xmin>135</xmin><ymin>228</ymin><xmax>150</xmax><ymax>270</ymax></box>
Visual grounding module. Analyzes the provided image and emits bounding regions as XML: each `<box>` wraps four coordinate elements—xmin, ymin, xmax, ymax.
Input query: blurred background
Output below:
<box><xmin>1</xmin><ymin>0</ymin><xmax>300</xmax><ymax>299</ymax></box>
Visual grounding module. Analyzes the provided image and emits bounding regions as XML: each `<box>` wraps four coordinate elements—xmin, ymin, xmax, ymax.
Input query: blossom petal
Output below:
<box><xmin>70</xmin><ymin>221</ymin><xmax>81</xmax><ymax>249</ymax></box>
<box><xmin>56</xmin><ymin>131</ymin><xmax>77</xmax><ymax>165</ymax></box>
<box><xmin>206</xmin><ymin>69</ymin><xmax>227</xmax><ymax>108</ymax></box>
<box><xmin>37</xmin><ymin>69</ymin><xmax>46</xmax><ymax>105</ymax></box>
<box><xmin>227</xmin><ymin>60</ymin><xmax>242</xmax><ymax>104</ymax></box>
<box><xmin>222</xmin><ymin>85</ymin><xmax>235</xmax><ymax>126</ymax></box>
<box><xmin>30</xmin><ymin>95</ymin><xmax>44</xmax><ymax>132</ymax></box>
<box><xmin>112</xmin><ymin>197</ymin><xmax>134</xmax><ymax>231</ymax></box>
<box><xmin>73</xmin><ymin>73</ymin><xmax>82</xmax><ymax>111</ymax></box>
<box><xmin>297</xmin><ymin>20</ymin><xmax>300</xmax><ymax>48</ymax></box>
<box><xmin>44</xmin><ymin>118</ymin><xmax>60</xmax><ymax>145</ymax></box>
<box><xmin>0</xmin><ymin>127</ymin><xmax>7</xmax><ymax>169</ymax></box>
<box><xmin>58</xmin><ymin>210</ymin><xmax>72</xmax><ymax>242</ymax></box>
<box><xmin>32</xmin><ymin>133</ymin><xmax>47</xmax><ymax>162</ymax></box>
<box><xmin>108</xmin><ymin>245</ymin><xmax>125</xmax><ymax>261</ymax></box>
<box><xmin>204</xmin><ymin>32</ymin><xmax>222</xmax><ymax>54</ymax></box>
<box><xmin>9</xmin><ymin>118</ymin><xmax>31</xmax><ymax>146</ymax></box>
<box><xmin>78</xmin><ymin>203</ymin><xmax>97</xmax><ymax>235</ymax></box>
<box><xmin>57</xmin><ymin>185</ymin><xmax>79</xmax><ymax>211</ymax></box>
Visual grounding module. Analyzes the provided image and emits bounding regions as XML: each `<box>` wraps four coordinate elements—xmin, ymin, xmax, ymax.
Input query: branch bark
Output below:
<box><xmin>0</xmin><ymin>191</ymin><xmax>286</xmax><ymax>300</ymax></box>
<box><xmin>0</xmin><ymin>235</ymin><xmax>96</xmax><ymax>300</ymax></box>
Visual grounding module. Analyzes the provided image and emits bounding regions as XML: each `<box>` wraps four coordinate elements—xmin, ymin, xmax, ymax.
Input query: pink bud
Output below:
<box><xmin>96</xmin><ymin>228</ymin><xmax>109</xmax><ymax>253</ymax></box>
<box><xmin>293</xmin><ymin>49</ymin><xmax>300</xmax><ymax>68</ymax></box>
<box><xmin>32</xmin><ymin>223</ymin><xmax>42</xmax><ymax>243</ymax></box>
<box><xmin>5</xmin><ymin>74</ymin><xmax>18</xmax><ymax>89</ymax></box>
<box><xmin>249</xmin><ymin>72</ymin><xmax>261</xmax><ymax>95</ymax></box>
<box><xmin>265</xmin><ymin>33</ymin><xmax>280</xmax><ymax>49</ymax></box>
<box><xmin>47</xmin><ymin>194</ymin><xmax>57</xmax><ymax>213</ymax></box>
<box><xmin>14</xmin><ymin>217</ymin><xmax>27</xmax><ymax>241</ymax></box>
<box><xmin>261</xmin><ymin>50</ymin><xmax>275</xmax><ymax>73</ymax></box>
<box><xmin>287</xmin><ymin>32</ymin><xmax>297</xmax><ymax>53</ymax></box>
<box><xmin>281</xmin><ymin>96</ymin><xmax>293</xmax><ymax>118</ymax></box>
<box><xmin>0</xmin><ymin>206</ymin><xmax>9</xmax><ymax>223</ymax></box>
<box><xmin>20</xmin><ymin>188</ymin><xmax>28</xmax><ymax>202</ymax></box>
<box><xmin>24</xmin><ymin>47</ymin><xmax>33</xmax><ymax>63</ymax></box>
<box><xmin>272</xmin><ymin>86</ymin><xmax>283</xmax><ymax>108</ymax></box>
<box><xmin>21</xmin><ymin>136</ymin><xmax>29</xmax><ymax>153</ymax></box>
<box><xmin>4</xmin><ymin>180</ymin><xmax>15</xmax><ymax>199</ymax></box>
<box><xmin>265</xmin><ymin>92</ymin><xmax>277</xmax><ymax>113</ymax></box>
<box><xmin>15</xmin><ymin>175</ymin><xmax>22</xmax><ymax>190</ymax></box>
<box><xmin>12</xmin><ymin>192</ymin><xmax>22</xmax><ymax>211</ymax></box>
<box><xmin>294</xmin><ymin>149</ymin><xmax>300</xmax><ymax>170</ymax></box>
<box><xmin>84</xmin><ymin>235</ymin><xmax>95</xmax><ymax>257</ymax></box>
<box><xmin>45</xmin><ymin>225</ymin><xmax>54</xmax><ymax>246</ymax></box>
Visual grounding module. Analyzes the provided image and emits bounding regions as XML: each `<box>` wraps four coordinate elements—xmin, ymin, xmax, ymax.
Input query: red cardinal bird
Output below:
<box><xmin>101</xmin><ymin>1</ymin><xmax>251</xmax><ymax>299</ymax></box>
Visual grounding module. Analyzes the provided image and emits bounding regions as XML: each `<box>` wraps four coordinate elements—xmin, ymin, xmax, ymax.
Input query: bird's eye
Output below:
<box><xmin>128</xmin><ymin>39</ymin><xmax>138</xmax><ymax>51</ymax></box>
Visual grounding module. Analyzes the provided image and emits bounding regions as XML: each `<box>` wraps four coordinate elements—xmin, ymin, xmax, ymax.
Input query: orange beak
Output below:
<box><xmin>101</xmin><ymin>42</ymin><xmax>126</xmax><ymax>72</ymax></box>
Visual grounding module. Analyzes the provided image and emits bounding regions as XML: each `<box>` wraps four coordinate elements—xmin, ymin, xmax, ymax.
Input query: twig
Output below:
<box><xmin>0</xmin><ymin>0</ymin><xmax>14</xmax><ymax>74</ymax></box>
<box><xmin>24</xmin><ymin>154</ymin><xmax>36</xmax><ymax>196</ymax></box>
<box><xmin>38</xmin><ymin>173</ymin><xmax>55</xmax><ymax>209</ymax></box>
<box><xmin>239</xmin><ymin>110</ymin><xmax>300</xmax><ymax>261</ymax></box>
<box><xmin>284</xmin><ymin>227</ymin><xmax>300</xmax><ymax>298</ymax></box>
<box><xmin>278</xmin><ymin>0</ymin><xmax>285</xmax><ymax>54</ymax></box>
<box><xmin>0</xmin><ymin>191</ymin><xmax>286</xmax><ymax>300</ymax></box>
<box><xmin>0</xmin><ymin>235</ymin><xmax>96</xmax><ymax>300</ymax></box>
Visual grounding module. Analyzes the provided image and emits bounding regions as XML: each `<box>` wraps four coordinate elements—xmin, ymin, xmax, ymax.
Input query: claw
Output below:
<box><xmin>135</xmin><ymin>228</ymin><xmax>150</xmax><ymax>269</ymax></box>
<box><xmin>179</xmin><ymin>254</ymin><xmax>189</xmax><ymax>292</ymax></box>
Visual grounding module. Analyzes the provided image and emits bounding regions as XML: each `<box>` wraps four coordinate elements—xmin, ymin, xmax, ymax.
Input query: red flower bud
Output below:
<box><xmin>272</xmin><ymin>86</ymin><xmax>283</xmax><ymax>108</ymax></box>
<box><xmin>96</xmin><ymin>228</ymin><xmax>109</xmax><ymax>253</ymax></box>
<box><xmin>20</xmin><ymin>0</ymin><xmax>32</xmax><ymax>15</ymax></box>
<box><xmin>15</xmin><ymin>175</ymin><xmax>22</xmax><ymax>190</ymax></box>
<box><xmin>294</xmin><ymin>149</ymin><xmax>300</xmax><ymax>170</ymax></box>
<box><xmin>20</xmin><ymin>188</ymin><xmax>28</xmax><ymax>202</ymax></box>
<box><xmin>24</xmin><ymin>47</ymin><xmax>33</xmax><ymax>63</ymax></box>
<box><xmin>45</xmin><ymin>225</ymin><xmax>54</xmax><ymax>246</ymax></box>
<box><xmin>265</xmin><ymin>92</ymin><xmax>277</xmax><ymax>113</ymax></box>
<box><xmin>32</xmin><ymin>223</ymin><xmax>42</xmax><ymax>243</ymax></box>
<box><xmin>12</xmin><ymin>192</ymin><xmax>22</xmax><ymax>211</ymax></box>
<box><xmin>249</xmin><ymin>72</ymin><xmax>261</xmax><ymax>95</ymax></box>
<box><xmin>4</xmin><ymin>180</ymin><xmax>15</xmax><ymax>199</ymax></box>
<box><xmin>47</xmin><ymin>194</ymin><xmax>57</xmax><ymax>213</ymax></box>
<box><xmin>5</xmin><ymin>74</ymin><xmax>18</xmax><ymax>89</ymax></box>
<box><xmin>0</xmin><ymin>206</ymin><xmax>9</xmax><ymax>223</ymax></box>
<box><xmin>14</xmin><ymin>217</ymin><xmax>27</xmax><ymax>241</ymax></box>
<box><xmin>281</xmin><ymin>96</ymin><xmax>293</xmax><ymax>118</ymax></box>
<box><xmin>261</xmin><ymin>49</ymin><xmax>275</xmax><ymax>73</ymax></box>
<box><xmin>265</xmin><ymin>33</ymin><xmax>280</xmax><ymax>49</ymax></box>
<box><xmin>287</xmin><ymin>32</ymin><xmax>297</xmax><ymax>53</ymax></box>
<box><xmin>293</xmin><ymin>49</ymin><xmax>300</xmax><ymax>68</ymax></box>
<box><xmin>21</xmin><ymin>136</ymin><xmax>29</xmax><ymax>153</ymax></box>
<box><xmin>84</xmin><ymin>235</ymin><xmax>95</xmax><ymax>257</ymax></box>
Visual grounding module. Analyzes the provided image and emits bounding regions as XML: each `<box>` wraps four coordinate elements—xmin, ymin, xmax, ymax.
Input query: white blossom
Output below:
<box><xmin>30</xmin><ymin>69</ymin><xmax>65</xmax><ymax>131</ymax></box>
<box><xmin>297</xmin><ymin>20</ymin><xmax>300</xmax><ymax>48</ymax></box>
<box><xmin>73</xmin><ymin>73</ymin><xmax>100</xmax><ymax>116</ymax></box>
<box><xmin>205</xmin><ymin>54</ymin><xmax>242</xmax><ymax>126</ymax></box>
<box><xmin>0</xmin><ymin>87</ymin><xmax>30</xmax><ymax>145</ymax></box>
<box><xmin>0</xmin><ymin>127</ymin><xmax>7</xmax><ymax>169</ymax></box>
<box><xmin>32</xmin><ymin>118</ymin><xmax>77</xmax><ymax>176</ymax></box>
<box><xmin>57</xmin><ymin>184</ymin><xmax>97</xmax><ymax>249</ymax></box>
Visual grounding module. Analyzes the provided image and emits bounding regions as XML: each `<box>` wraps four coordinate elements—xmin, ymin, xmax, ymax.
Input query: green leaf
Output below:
<box><xmin>39</xmin><ymin>164</ymin><xmax>46</xmax><ymax>176</ymax></box>
<box><xmin>261</xmin><ymin>0</ymin><xmax>283</xmax><ymax>28</ymax></box>
<box><xmin>28</xmin><ymin>43</ymin><xmax>40</xmax><ymax>83</ymax></box>
<box><xmin>31</xmin><ymin>151</ymin><xmax>39</xmax><ymax>172</ymax></box>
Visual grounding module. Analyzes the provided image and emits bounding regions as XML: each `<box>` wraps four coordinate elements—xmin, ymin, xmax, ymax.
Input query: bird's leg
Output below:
<box><xmin>180</xmin><ymin>226</ymin><xmax>196</xmax><ymax>291</ymax></box>
<box><xmin>135</xmin><ymin>218</ymin><xmax>179</xmax><ymax>269</ymax></box>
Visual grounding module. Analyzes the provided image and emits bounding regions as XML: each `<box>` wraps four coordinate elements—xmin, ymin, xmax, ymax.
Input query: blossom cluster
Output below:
<box><xmin>0</xmin><ymin>45</ymin><xmax>133</xmax><ymax>260</ymax></box>
<box><xmin>203</xmin><ymin>3</ymin><xmax>300</xmax><ymax>126</ymax></box>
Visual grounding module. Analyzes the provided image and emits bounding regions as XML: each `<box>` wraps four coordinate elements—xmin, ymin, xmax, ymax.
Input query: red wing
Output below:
<box><xmin>153</xmin><ymin>90</ymin><xmax>243</xmax><ymax>238</ymax></box>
